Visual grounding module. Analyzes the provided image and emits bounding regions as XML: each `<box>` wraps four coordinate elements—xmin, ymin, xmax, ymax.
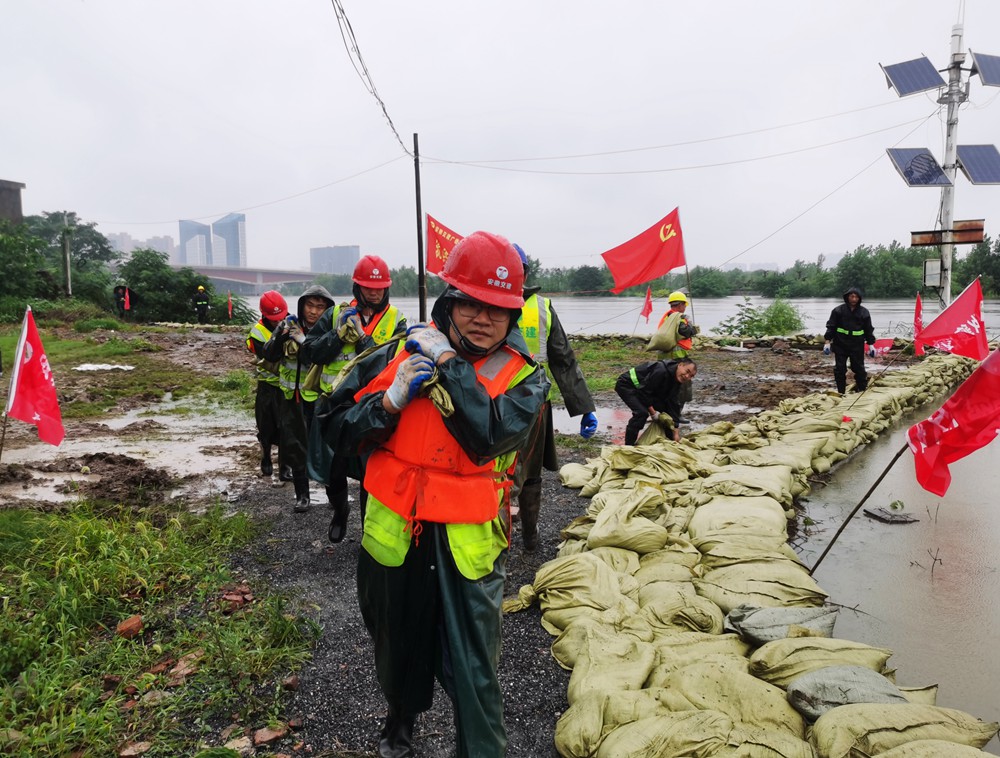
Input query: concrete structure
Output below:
<box><xmin>212</xmin><ymin>213</ymin><xmax>246</xmax><ymax>267</ymax></box>
<box><xmin>179</xmin><ymin>220</ymin><xmax>213</xmax><ymax>265</ymax></box>
<box><xmin>173</xmin><ymin>263</ymin><xmax>314</xmax><ymax>295</ymax></box>
<box><xmin>0</xmin><ymin>179</ymin><xmax>26</xmax><ymax>224</ymax></box>
<box><xmin>310</xmin><ymin>244</ymin><xmax>359</xmax><ymax>275</ymax></box>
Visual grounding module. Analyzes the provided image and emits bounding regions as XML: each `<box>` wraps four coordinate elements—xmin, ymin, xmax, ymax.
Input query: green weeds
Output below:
<box><xmin>0</xmin><ymin>504</ymin><xmax>317</xmax><ymax>757</ymax></box>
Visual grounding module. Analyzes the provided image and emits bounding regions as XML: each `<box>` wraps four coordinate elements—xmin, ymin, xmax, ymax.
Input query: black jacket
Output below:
<box><xmin>824</xmin><ymin>287</ymin><xmax>875</xmax><ymax>353</ymax></box>
<box><xmin>617</xmin><ymin>359</ymin><xmax>685</xmax><ymax>423</ymax></box>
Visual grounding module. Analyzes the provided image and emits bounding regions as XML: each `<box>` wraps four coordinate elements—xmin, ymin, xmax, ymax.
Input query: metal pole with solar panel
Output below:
<box><xmin>881</xmin><ymin>24</ymin><xmax>1000</xmax><ymax>307</ymax></box>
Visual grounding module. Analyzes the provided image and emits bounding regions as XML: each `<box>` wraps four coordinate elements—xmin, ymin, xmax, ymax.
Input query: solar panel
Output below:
<box><xmin>957</xmin><ymin>144</ymin><xmax>1000</xmax><ymax>184</ymax></box>
<box><xmin>886</xmin><ymin>148</ymin><xmax>951</xmax><ymax>187</ymax></box>
<box><xmin>970</xmin><ymin>50</ymin><xmax>1000</xmax><ymax>87</ymax></box>
<box><xmin>880</xmin><ymin>57</ymin><xmax>946</xmax><ymax>96</ymax></box>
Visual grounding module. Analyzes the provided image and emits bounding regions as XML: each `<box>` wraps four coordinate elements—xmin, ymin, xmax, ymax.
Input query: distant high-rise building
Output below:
<box><xmin>146</xmin><ymin>235</ymin><xmax>176</xmax><ymax>259</ymax></box>
<box><xmin>179</xmin><ymin>220</ymin><xmax>213</xmax><ymax>265</ymax></box>
<box><xmin>311</xmin><ymin>245</ymin><xmax>360</xmax><ymax>275</ymax></box>
<box><xmin>106</xmin><ymin>232</ymin><xmax>138</xmax><ymax>256</ymax></box>
<box><xmin>212</xmin><ymin>213</ymin><xmax>246</xmax><ymax>267</ymax></box>
<box><xmin>0</xmin><ymin>179</ymin><xmax>26</xmax><ymax>223</ymax></box>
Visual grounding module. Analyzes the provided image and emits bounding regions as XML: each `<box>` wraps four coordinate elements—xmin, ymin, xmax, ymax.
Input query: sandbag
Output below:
<box><xmin>874</xmin><ymin>738</ymin><xmax>994</xmax><ymax>757</ymax></box>
<box><xmin>808</xmin><ymin>703</ymin><xmax>999</xmax><ymax>758</ymax></box>
<box><xmin>786</xmin><ymin>665</ymin><xmax>909</xmax><ymax>721</ymax></box>
<box><xmin>566</xmin><ymin>634</ymin><xmax>655</xmax><ymax>705</ymax></box>
<box><xmin>657</xmin><ymin>660</ymin><xmax>806</xmax><ymax>737</ymax></box>
<box><xmin>749</xmin><ymin>637</ymin><xmax>893</xmax><ymax>689</ymax></box>
<box><xmin>694</xmin><ymin>561</ymin><xmax>828</xmax><ymax>614</ymax></box>
<box><xmin>686</xmin><ymin>495</ymin><xmax>789</xmax><ymax>540</ymax></box>
<box><xmin>724</xmin><ymin>604</ymin><xmax>838</xmax><ymax>644</ymax></box>
<box><xmin>554</xmin><ymin>689</ymin><xmax>669</xmax><ymax>758</ymax></box>
<box><xmin>700</xmin><ymin>464</ymin><xmax>794</xmax><ymax>506</ymax></box>
<box><xmin>595</xmin><ymin>711</ymin><xmax>734</xmax><ymax>758</ymax></box>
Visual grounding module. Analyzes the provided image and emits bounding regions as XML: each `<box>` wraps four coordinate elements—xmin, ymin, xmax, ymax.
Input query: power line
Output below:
<box><xmin>421</xmin><ymin>117</ymin><xmax>934</xmax><ymax>176</ymax></box>
<box><xmin>329</xmin><ymin>0</ymin><xmax>410</xmax><ymax>156</ymax></box>
<box><xmin>423</xmin><ymin>100</ymin><xmax>906</xmax><ymax>165</ymax></box>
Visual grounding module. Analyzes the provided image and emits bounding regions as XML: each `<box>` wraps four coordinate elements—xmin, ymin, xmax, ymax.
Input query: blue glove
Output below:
<box><xmin>580</xmin><ymin>412</ymin><xmax>598</xmax><ymax>439</ymax></box>
<box><xmin>868</xmin><ymin>346</ymin><xmax>877</xmax><ymax>358</ymax></box>
<box><xmin>385</xmin><ymin>354</ymin><xmax>435</xmax><ymax>411</ymax></box>
<box><xmin>337</xmin><ymin>306</ymin><xmax>363</xmax><ymax>334</ymax></box>
<box><xmin>823</xmin><ymin>344</ymin><xmax>831</xmax><ymax>356</ymax></box>
<box><xmin>405</xmin><ymin>324</ymin><xmax>453</xmax><ymax>362</ymax></box>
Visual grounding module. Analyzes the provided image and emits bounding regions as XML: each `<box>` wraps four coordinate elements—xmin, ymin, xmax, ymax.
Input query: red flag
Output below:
<box><xmin>601</xmin><ymin>208</ymin><xmax>686</xmax><ymax>294</ymax></box>
<box><xmin>124</xmin><ymin>287</ymin><xmax>131</xmax><ymax>311</ymax></box>
<box><xmin>908</xmin><ymin>349</ymin><xmax>1000</xmax><ymax>496</ymax></box>
<box><xmin>640</xmin><ymin>286</ymin><xmax>653</xmax><ymax>323</ymax></box>
<box><xmin>426</xmin><ymin>214</ymin><xmax>464</xmax><ymax>276</ymax></box>
<box><xmin>4</xmin><ymin>307</ymin><xmax>65</xmax><ymax>446</ymax></box>
<box><xmin>227</xmin><ymin>292</ymin><xmax>233</xmax><ymax>319</ymax></box>
<box><xmin>868</xmin><ymin>338</ymin><xmax>894</xmax><ymax>357</ymax></box>
<box><xmin>913</xmin><ymin>292</ymin><xmax>924</xmax><ymax>356</ymax></box>
<box><xmin>914</xmin><ymin>279</ymin><xmax>988</xmax><ymax>360</ymax></box>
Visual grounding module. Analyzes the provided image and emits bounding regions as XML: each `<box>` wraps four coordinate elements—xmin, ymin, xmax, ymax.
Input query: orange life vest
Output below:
<box><xmin>356</xmin><ymin>344</ymin><xmax>527</xmax><ymax>526</ymax></box>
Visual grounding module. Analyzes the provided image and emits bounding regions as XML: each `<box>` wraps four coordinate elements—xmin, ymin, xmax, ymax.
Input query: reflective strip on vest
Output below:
<box><xmin>247</xmin><ymin>322</ymin><xmax>281</xmax><ymax>385</ymax></box>
<box><xmin>629</xmin><ymin>367</ymin><xmax>640</xmax><ymax>387</ymax></box>
<box><xmin>836</xmin><ymin>327</ymin><xmax>865</xmax><ymax>336</ymax></box>
<box><xmin>320</xmin><ymin>304</ymin><xmax>401</xmax><ymax>393</ymax></box>
<box><xmin>518</xmin><ymin>294</ymin><xmax>550</xmax><ymax>363</ymax></box>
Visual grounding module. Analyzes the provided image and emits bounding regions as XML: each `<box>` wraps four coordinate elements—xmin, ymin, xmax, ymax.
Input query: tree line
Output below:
<box><xmin>4</xmin><ymin>210</ymin><xmax>1000</xmax><ymax>325</ymax></box>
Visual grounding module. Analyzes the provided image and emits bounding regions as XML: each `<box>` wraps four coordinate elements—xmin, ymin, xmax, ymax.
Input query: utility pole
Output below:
<box><xmin>936</xmin><ymin>25</ymin><xmax>968</xmax><ymax>307</ymax></box>
<box><xmin>61</xmin><ymin>223</ymin><xmax>72</xmax><ymax>298</ymax></box>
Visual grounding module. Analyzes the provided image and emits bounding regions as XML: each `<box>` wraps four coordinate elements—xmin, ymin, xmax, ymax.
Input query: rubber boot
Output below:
<box><xmin>292</xmin><ymin>473</ymin><xmax>311</xmax><ymax>513</ymax></box>
<box><xmin>279</xmin><ymin>465</ymin><xmax>294</xmax><ymax>482</ymax></box>
<box><xmin>519</xmin><ymin>479</ymin><xmax>542</xmax><ymax>552</ymax></box>
<box><xmin>378</xmin><ymin>707</ymin><xmax>415</xmax><ymax>758</ymax></box>
<box><xmin>259</xmin><ymin>444</ymin><xmax>273</xmax><ymax>477</ymax></box>
<box><xmin>327</xmin><ymin>484</ymin><xmax>350</xmax><ymax>543</ymax></box>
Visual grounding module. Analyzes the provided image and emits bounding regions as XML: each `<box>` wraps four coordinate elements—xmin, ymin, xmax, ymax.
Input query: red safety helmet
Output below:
<box><xmin>353</xmin><ymin>255</ymin><xmax>392</xmax><ymax>288</ymax></box>
<box><xmin>259</xmin><ymin>290</ymin><xmax>288</xmax><ymax>321</ymax></box>
<box><xmin>440</xmin><ymin>231</ymin><xmax>524</xmax><ymax>308</ymax></box>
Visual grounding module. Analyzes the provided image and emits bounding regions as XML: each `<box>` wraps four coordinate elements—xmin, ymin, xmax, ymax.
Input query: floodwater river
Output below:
<box><xmin>278</xmin><ymin>294</ymin><xmax>1000</xmax><ymax>340</ymax></box>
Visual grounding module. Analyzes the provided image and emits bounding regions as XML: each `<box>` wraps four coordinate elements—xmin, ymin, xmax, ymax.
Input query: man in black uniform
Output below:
<box><xmin>193</xmin><ymin>285</ymin><xmax>210</xmax><ymax>324</ymax></box>
<box><xmin>615</xmin><ymin>358</ymin><xmax>696</xmax><ymax>445</ymax></box>
<box><xmin>823</xmin><ymin>286</ymin><xmax>876</xmax><ymax>394</ymax></box>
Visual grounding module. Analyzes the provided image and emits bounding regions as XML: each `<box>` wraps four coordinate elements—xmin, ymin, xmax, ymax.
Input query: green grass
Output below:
<box><xmin>571</xmin><ymin>335</ymin><xmax>650</xmax><ymax>394</ymax></box>
<box><xmin>0</xmin><ymin>504</ymin><xmax>318</xmax><ymax>757</ymax></box>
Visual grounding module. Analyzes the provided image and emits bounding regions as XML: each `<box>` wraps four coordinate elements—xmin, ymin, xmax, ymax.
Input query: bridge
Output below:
<box><xmin>171</xmin><ymin>264</ymin><xmax>317</xmax><ymax>295</ymax></box>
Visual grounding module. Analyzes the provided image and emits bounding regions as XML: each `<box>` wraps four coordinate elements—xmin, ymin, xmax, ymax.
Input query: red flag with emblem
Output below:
<box><xmin>640</xmin><ymin>286</ymin><xmax>653</xmax><ymax>323</ymax></box>
<box><xmin>601</xmin><ymin>208</ymin><xmax>686</xmax><ymax>294</ymax></box>
<box><xmin>4</xmin><ymin>306</ymin><xmax>65</xmax><ymax>446</ymax></box>
<box><xmin>908</xmin><ymin>348</ymin><xmax>1000</xmax><ymax>496</ymax></box>
<box><xmin>913</xmin><ymin>292</ymin><xmax>924</xmax><ymax>356</ymax></box>
<box><xmin>426</xmin><ymin>214</ymin><xmax>464</xmax><ymax>276</ymax></box>
<box><xmin>914</xmin><ymin>279</ymin><xmax>988</xmax><ymax>360</ymax></box>
<box><xmin>228</xmin><ymin>292</ymin><xmax>233</xmax><ymax>319</ymax></box>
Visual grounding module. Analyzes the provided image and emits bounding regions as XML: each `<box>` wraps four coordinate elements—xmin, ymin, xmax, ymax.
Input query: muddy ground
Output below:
<box><xmin>0</xmin><ymin>328</ymin><xmax>920</xmax><ymax>757</ymax></box>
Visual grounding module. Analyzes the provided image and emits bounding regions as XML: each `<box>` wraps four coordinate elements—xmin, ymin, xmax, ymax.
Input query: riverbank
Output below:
<box><xmin>1</xmin><ymin>325</ymin><xmax>994</xmax><ymax>756</ymax></box>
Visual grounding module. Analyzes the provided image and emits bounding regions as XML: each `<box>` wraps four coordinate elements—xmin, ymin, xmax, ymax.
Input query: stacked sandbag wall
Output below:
<box><xmin>505</xmin><ymin>352</ymin><xmax>998</xmax><ymax>757</ymax></box>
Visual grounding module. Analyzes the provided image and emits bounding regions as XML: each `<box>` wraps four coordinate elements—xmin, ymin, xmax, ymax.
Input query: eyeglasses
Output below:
<box><xmin>452</xmin><ymin>300</ymin><xmax>510</xmax><ymax>322</ymax></box>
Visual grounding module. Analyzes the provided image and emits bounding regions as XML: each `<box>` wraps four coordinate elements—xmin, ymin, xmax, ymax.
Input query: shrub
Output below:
<box><xmin>713</xmin><ymin>297</ymin><xmax>805</xmax><ymax>338</ymax></box>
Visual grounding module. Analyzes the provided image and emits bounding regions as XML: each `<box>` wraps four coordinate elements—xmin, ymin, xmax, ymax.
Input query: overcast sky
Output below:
<box><xmin>5</xmin><ymin>1</ymin><xmax>1000</xmax><ymax>275</ymax></box>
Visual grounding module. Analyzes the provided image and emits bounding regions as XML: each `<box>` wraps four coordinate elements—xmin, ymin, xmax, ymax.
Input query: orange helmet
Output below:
<box><xmin>259</xmin><ymin>290</ymin><xmax>288</xmax><ymax>320</ymax></box>
<box><xmin>440</xmin><ymin>231</ymin><xmax>524</xmax><ymax>308</ymax></box>
<box><xmin>353</xmin><ymin>255</ymin><xmax>391</xmax><ymax>288</ymax></box>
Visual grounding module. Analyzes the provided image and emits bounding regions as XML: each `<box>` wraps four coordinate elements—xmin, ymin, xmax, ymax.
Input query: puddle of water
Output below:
<box><xmin>73</xmin><ymin>363</ymin><xmax>135</xmax><ymax>372</ymax></box>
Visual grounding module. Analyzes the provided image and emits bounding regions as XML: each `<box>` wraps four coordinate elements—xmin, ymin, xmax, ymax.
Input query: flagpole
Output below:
<box><xmin>0</xmin><ymin>413</ymin><xmax>8</xmax><ymax>465</ymax></box>
<box><xmin>413</xmin><ymin>132</ymin><xmax>427</xmax><ymax>323</ymax></box>
<box><xmin>683</xmin><ymin>265</ymin><xmax>696</xmax><ymax>324</ymax></box>
<box><xmin>808</xmin><ymin>442</ymin><xmax>909</xmax><ymax>576</ymax></box>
